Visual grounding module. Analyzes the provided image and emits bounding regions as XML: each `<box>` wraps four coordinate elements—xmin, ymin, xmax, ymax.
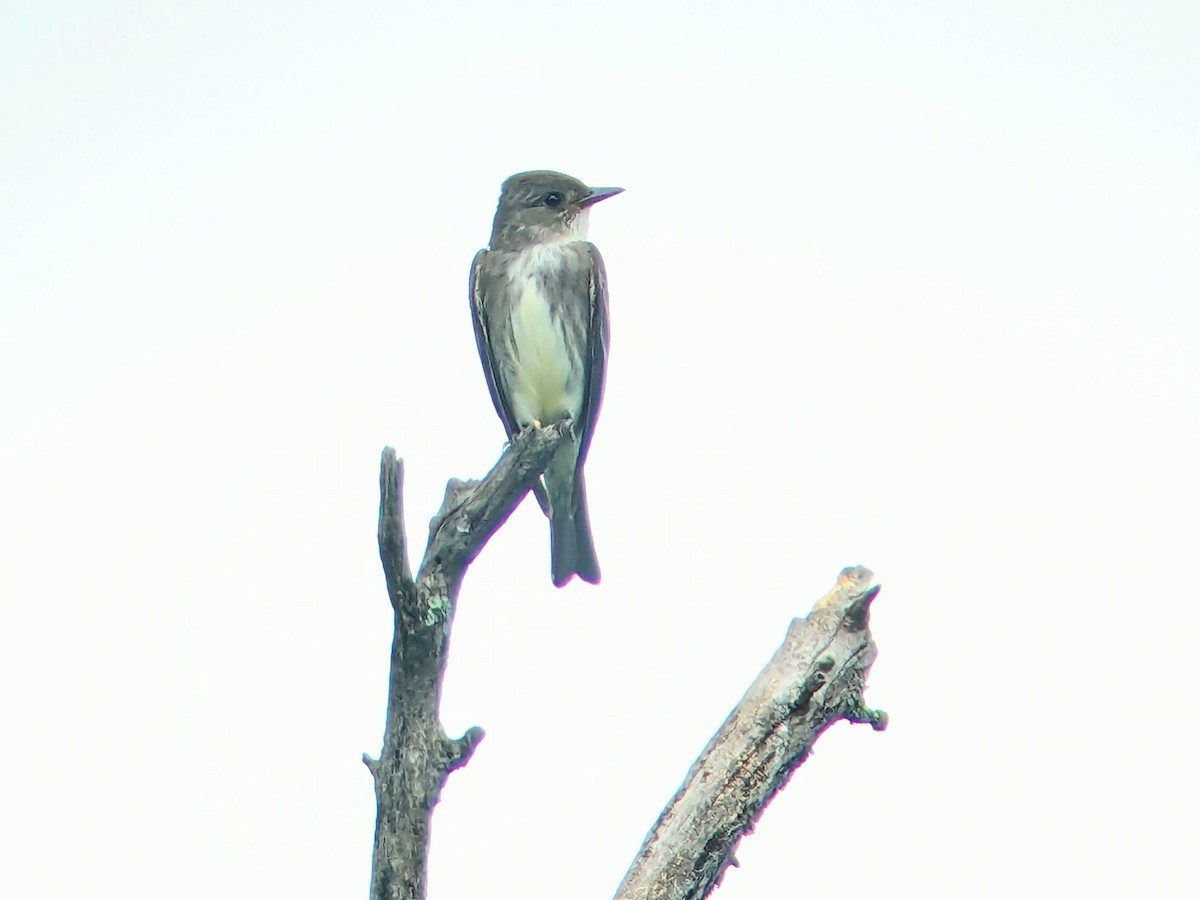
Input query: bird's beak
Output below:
<box><xmin>579</xmin><ymin>186</ymin><xmax>624</xmax><ymax>207</ymax></box>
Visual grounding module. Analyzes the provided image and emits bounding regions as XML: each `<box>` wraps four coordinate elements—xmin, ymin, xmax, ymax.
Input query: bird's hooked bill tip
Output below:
<box><xmin>580</xmin><ymin>186</ymin><xmax>624</xmax><ymax>207</ymax></box>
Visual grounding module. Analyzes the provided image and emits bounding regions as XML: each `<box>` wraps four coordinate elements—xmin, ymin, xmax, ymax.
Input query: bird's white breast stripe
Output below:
<box><xmin>504</xmin><ymin>242</ymin><xmax>586</xmax><ymax>426</ymax></box>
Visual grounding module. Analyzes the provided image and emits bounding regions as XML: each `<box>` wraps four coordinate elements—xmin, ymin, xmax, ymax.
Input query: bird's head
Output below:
<box><xmin>489</xmin><ymin>170</ymin><xmax>623</xmax><ymax>251</ymax></box>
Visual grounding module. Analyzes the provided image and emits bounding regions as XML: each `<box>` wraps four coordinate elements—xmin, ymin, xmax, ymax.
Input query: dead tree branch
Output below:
<box><xmin>614</xmin><ymin>566</ymin><xmax>887</xmax><ymax>900</ymax></box>
<box><xmin>365</xmin><ymin>421</ymin><xmax>572</xmax><ymax>900</ymax></box>
<box><xmin>364</xmin><ymin>427</ymin><xmax>884</xmax><ymax>900</ymax></box>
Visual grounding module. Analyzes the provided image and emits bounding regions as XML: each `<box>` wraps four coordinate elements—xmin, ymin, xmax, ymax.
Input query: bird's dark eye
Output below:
<box><xmin>542</xmin><ymin>191</ymin><xmax>564</xmax><ymax>209</ymax></box>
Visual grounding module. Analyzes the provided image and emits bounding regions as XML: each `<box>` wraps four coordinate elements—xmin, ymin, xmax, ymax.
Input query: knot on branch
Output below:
<box><xmin>415</xmin><ymin>575</ymin><xmax>451</xmax><ymax>628</ymax></box>
<box><xmin>845</xmin><ymin>706</ymin><xmax>889</xmax><ymax>731</ymax></box>
<box><xmin>444</xmin><ymin>726</ymin><xmax>486</xmax><ymax>773</ymax></box>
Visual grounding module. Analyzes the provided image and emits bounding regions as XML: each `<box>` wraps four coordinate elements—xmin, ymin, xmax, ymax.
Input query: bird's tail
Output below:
<box><xmin>546</xmin><ymin>444</ymin><xmax>600</xmax><ymax>587</ymax></box>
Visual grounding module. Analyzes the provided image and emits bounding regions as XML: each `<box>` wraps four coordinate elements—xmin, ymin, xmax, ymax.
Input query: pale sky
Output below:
<box><xmin>2</xmin><ymin>2</ymin><xmax>1198</xmax><ymax>898</ymax></box>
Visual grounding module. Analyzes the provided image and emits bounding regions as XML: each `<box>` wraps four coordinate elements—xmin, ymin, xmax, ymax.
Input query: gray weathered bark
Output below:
<box><xmin>614</xmin><ymin>566</ymin><xmax>887</xmax><ymax>900</ymax></box>
<box><xmin>365</xmin><ymin>422</ymin><xmax>572</xmax><ymax>900</ymax></box>
<box><xmin>364</xmin><ymin>428</ymin><xmax>885</xmax><ymax>900</ymax></box>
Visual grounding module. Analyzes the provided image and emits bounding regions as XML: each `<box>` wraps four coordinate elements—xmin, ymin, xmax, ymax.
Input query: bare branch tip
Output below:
<box><xmin>813</xmin><ymin>565</ymin><xmax>879</xmax><ymax>613</ymax></box>
<box><xmin>378</xmin><ymin>448</ymin><xmax>406</xmax><ymax>494</ymax></box>
<box><xmin>837</xmin><ymin>565</ymin><xmax>875</xmax><ymax>589</ymax></box>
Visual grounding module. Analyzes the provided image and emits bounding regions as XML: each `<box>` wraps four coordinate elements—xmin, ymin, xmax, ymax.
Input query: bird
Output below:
<box><xmin>469</xmin><ymin>170</ymin><xmax>623</xmax><ymax>587</ymax></box>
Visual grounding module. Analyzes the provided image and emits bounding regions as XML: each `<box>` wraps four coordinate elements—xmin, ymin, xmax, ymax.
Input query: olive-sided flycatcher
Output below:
<box><xmin>469</xmin><ymin>171</ymin><xmax>623</xmax><ymax>587</ymax></box>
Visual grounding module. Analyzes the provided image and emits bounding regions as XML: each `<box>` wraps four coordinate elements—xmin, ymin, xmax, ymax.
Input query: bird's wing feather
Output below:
<box><xmin>575</xmin><ymin>243</ymin><xmax>610</xmax><ymax>467</ymax></box>
<box><xmin>469</xmin><ymin>248</ymin><xmax>520</xmax><ymax>439</ymax></box>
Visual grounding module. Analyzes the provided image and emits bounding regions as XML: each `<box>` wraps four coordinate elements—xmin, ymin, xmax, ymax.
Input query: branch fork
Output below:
<box><xmin>366</xmin><ymin>425</ymin><xmax>886</xmax><ymax>900</ymax></box>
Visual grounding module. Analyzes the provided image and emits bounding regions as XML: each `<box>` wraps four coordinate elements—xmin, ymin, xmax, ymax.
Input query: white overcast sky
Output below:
<box><xmin>2</xmin><ymin>2</ymin><xmax>1198</xmax><ymax>898</ymax></box>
